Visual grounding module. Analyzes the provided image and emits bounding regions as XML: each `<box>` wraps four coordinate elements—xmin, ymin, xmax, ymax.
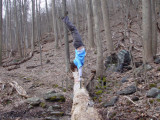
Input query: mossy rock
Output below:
<box><xmin>149</xmin><ymin>99</ymin><xmax>154</xmax><ymax>104</ymax></box>
<box><xmin>95</xmin><ymin>90</ymin><xmax>103</xmax><ymax>95</ymax></box>
<box><xmin>50</xmin><ymin>111</ymin><xmax>64</xmax><ymax>116</ymax></box>
<box><xmin>53</xmin><ymin>84</ymin><xmax>59</xmax><ymax>88</ymax></box>
<box><xmin>157</xmin><ymin>99</ymin><xmax>160</xmax><ymax>102</ymax></box>
<box><xmin>40</xmin><ymin>102</ymin><xmax>47</xmax><ymax>108</ymax></box>
<box><xmin>149</xmin><ymin>83</ymin><xmax>157</xmax><ymax>88</ymax></box>
<box><xmin>110</xmin><ymin>112</ymin><xmax>117</xmax><ymax>118</ymax></box>
<box><xmin>44</xmin><ymin>93</ymin><xmax>65</xmax><ymax>102</ymax></box>
<box><xmin>63</xmin><ymin>89</ymin><xmax>66</xmax><ymax>92</ymax></box>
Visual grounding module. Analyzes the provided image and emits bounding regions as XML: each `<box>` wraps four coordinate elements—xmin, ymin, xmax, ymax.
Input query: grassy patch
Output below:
<box><xmin>95</xmin><ymin>90</ymin><xmax>103</xmax><ymax>95</ymax></box>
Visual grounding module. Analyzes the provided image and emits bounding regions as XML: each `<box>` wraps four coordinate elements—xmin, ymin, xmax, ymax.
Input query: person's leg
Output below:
<box><xmin>78</xmin><ymin>67</ymin><xmax>82</xmax><ymax>81</ymax></box>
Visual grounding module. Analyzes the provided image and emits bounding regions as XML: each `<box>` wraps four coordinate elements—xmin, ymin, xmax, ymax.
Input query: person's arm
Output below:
<box><xmin>62</xmin><ymin>16</ymin><xmax>76</xmax><ymax>32</ymax></box>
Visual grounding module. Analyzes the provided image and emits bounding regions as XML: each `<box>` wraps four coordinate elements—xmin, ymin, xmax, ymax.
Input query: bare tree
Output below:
<box><xmin>92</xmin><ymin>0</ymin><xmax>104</xmax><ymax>77</ymax></box>
<box><xmin>151</xmin><ymin>0</ymin><xmax>157</xmax><ymax>57</ymax></box>
<box><xmin>62</xmin><ymin>0</ymin><xmax>70</xmax><ymax>72</ymax></box>
<box><xmin>52</xmin><ymin>0</ymin><xmax>59</xmax><ymax>49</ymax></box>
<box><xmin>31</xmin><ymin>0</ymin><xmax>35</xmax><ymax>52</ymax></box>
<box><xmin>0</xmin><ymin>0</ymin><xmax>2</xmax><ymax>65</ymax></box>
<box><xmin>86</xmin><ymin>0</ymin><xmax>95</xmax><ymax>48</ymax></box>
<box><xmin>142</xmin><ymin>0</ymin><xmax>153</xmax><ymax>62</ymax></box>
<box><xmin>101</xmin><ymin>0</ymin><xmax>114</xmax><ymax>55</ymax></box>
<box><xmin>75</xmin><ymin>0</ymin><xmax>79</xmax><ymax>30</ymax></box>
<box><xmin>14</xmin><ymin>0</ymin><xmax>22</xmax><ymax>57</ymax></box>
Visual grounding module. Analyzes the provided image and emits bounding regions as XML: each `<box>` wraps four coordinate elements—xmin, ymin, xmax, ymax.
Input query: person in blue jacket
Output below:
<box><xmin>62</xmin><ymin>12</ymin><xmax>86</xmax><ymax>82</ymax></box>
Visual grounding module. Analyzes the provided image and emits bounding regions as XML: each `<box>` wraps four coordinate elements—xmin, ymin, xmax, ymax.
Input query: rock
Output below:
<box><xmin>134</xmin><ymin>64</ymin><xmax>152</xmax><ymax>76</ymax></box>
<box><xmin>104</xmin><ymin>96</ymin><xmax>119</xmax><ymax>107</ymax></box>
<box><xmin>146</xmin><ymin>88</ymin><xmax>160</xmax><ymax>98</ymax></box>
<box><xmin>156</xmin><ymin>94</ymin><xmax>160</xmax><ymax>99</ymax></box>
<box><xmin>52</xmin><ymin>105</ymin><xmax>61</xmax><ymax>109</ymax></box>
<box><xmin>121</xmin><ymin>76</ymin><xmax>128</xmax><ymax>83</ymax></box>
<box><xmin>26</xmin><ymin>97</ymin><xmax>41</xmax><ymax>106</ymax></box>
<box><xmin>157</xmin><ymin>83</ymin><xmax>160</xmax><ymax>88</ymax></box>
<box><xmin>131</xmin><ymin>96</ymin><xmax>139</xmax><ymax>101</ymax></box>
<box><xmin>47</xmin><ymin>106</ymin><xmax>54</xmax><ymax>112</ymax></box>
<box><xmin>105</xmin><ymin>53</ymin><xmax>118</xmax><ymax>68</ymax></box>
<box><xmin>116</xmin><ymin>50</ymin><xmax>131</xmax><ymax>72</ymax></box>
<box><xmin>44</xmin><ymin>93</ymin><xmax>65</xmax><ymax>102</ymax></box>
<box><xmin>135</xmin><ymin>61</ymin><xmax>143</xmax><ymax>68</ymax></box>
<box><xmin>154</xmin><ymin>57</ymin><xmax>160</xmax><ymax>64</ymax></box>
<box><xmin>155</xmin><ymin>107</ymin><xmax>160</xmax><ymax>111</ymax></box>
<box><xmin>45</xmin><ymin>117</ymin><xmax>59</xmax><ymax>120</ymax></box>
<box><xmin>117</xmin><ymin>85</ymin><xmax>136</xmax><ymax>95</ymax></box>
<box><xmin>46</xmin><ymin>59</ymin><xmax>51</xmax><ymax>64</ymax></box>
<box><xmin>50</xmin><ymin>111</ymin><xmax>64</xmax><ymax>116</ymax></box>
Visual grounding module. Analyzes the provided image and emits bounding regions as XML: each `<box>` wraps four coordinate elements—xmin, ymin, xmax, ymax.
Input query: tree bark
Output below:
<box><xmin>31</xmin><ymin>0</ymin><xmax>35</xmax><ymax>52</ymax></box>
<box><xmin>75</xmin><ymin>0</ymin><xmax>80</xmax><ymax>30</ymax></box>
<box><xmin>151</xmin><ymin>0</ymin><xmax>157</xmax><ymax>57</ymax></box>
<box><xmin>86</xmin><ymin>0</ymin><xmax>95</xmax><ymax>48</ymax></box>
<box><xmin>101</xmin><ymin>0</ymin><xmax>114</xmax><ymax>55</ymax></box>
<box><xmin>52</xmin><ymin>0</ymin><xmax>59</xmax><ymax>49</ymax></box>
<box><xmin>92</xmin><ymin>0</ymin><xmax>104</xmax><ymax>77</ymax></box>
<box><xmin>14</xmin><ymin>0</ymin><xmax>22</xmax><ymax>57</ymax></box>
<box><xmin>62</xmin><ymin>0</ymin><xmax>70</xmax><ymax>72</ymax></box>
<box><xmin>0</xmin><ymin>0</ymin><xmax>2</xmax><ymax>65</ymax></box>
<box><xmin>142</xmin><ymin>0</ymin><xmax>153</xmax><ymax>62</ymax></box>
<box><xmin>71</xmin><ymin>72</ymin><xmax>102</xmax><ymax>120</ymax></box>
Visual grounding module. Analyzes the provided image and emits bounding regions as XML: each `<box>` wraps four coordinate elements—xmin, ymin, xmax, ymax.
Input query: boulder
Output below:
<box><xmin>26</xmin><ymin>97</ymin><xmax>41</xmax><ymax>106</ymax></box>
<box><xmin>146</xmin><ymin>88</ymin><xmax>160</xmax><ymax>98</ymax></box>
<box><xmin>131</xmin><ymin>96</ymin><xmax>139</xmax><ymax>101</ymax></box>
<box><xmin>104</xmin><ymin>96</ymin><xmax>119</xmax><ymax>107</ymax></box>
<box><xmin>44</xmin><ymin>92</ymin><xmax>65</xmax><ymax>102</ymax></box>
<box><xmin>117</xmin><ymin>85</ymin><xmax>136</xmax><ymax>95</ymax></box>
<box><xmin>121</xmin><ymin>76</ymin><xmax>129</xmax><ymax>83</ymax></box>
<box><xmin>154</xmin><ymin>57</ymin><xmax>160</xmax><ymax>64</ymax></box>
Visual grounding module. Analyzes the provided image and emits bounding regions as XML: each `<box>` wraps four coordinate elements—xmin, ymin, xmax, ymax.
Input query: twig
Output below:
<box><xmin>123</xmin><ymin>96</ymin><xmax>139</xmax><ymax>106</ymax></box>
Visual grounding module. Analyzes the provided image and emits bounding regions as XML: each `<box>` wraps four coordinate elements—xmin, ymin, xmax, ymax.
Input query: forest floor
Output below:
<box><xmin>0</xmin><ymin>11</ymin><xmax>160</xmax><ymax>120</ymax></box>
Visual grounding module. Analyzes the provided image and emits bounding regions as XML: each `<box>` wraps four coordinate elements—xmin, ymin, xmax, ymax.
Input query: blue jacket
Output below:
<box><xmin>74</xmin><ymin>48</ymin><xmax>86</xmax><ymax>69</ymax></box>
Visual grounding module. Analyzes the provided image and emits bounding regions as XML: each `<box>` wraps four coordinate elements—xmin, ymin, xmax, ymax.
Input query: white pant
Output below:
<box><xmin>78</xmin><ymin>67</ymin><xmax>82</xmax><ymax>81</ymax></box>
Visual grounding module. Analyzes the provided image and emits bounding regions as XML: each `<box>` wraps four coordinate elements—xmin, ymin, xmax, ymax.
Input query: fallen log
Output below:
<box><xmin>2</xmin><ymin>52</ymin><xmax>33</xmax><ymax>67</ymax></box>
<box><xmin>7</xmin><ymin>65</ymin><xmax>20</xmax><ymax>71</ymax></box>
<box><xmin>71</xmin><ymin>72</ymin><xmax>102</xmax><ymax>120</ymax></box>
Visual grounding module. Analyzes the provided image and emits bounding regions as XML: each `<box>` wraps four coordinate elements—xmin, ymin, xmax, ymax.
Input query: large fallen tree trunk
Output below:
<box><xmin>71</xmin><ymin>72</ymin><xmax>102</xmax><ymax>120</ymax></box>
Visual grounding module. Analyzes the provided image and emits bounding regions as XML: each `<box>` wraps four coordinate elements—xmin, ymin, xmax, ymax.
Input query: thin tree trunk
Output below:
<box><xmin>14</xmin><ymin>0</ymin><xmax>22</xmax><ymax>57</ymax></box>
<box><xmin>0</xmin><ymin>0</ymin><xmax>2</xmax><ymax>65</ymax></box>
<box><xmin>101</xmin><ymin>0</ymin><xmax>114</xmax><ymax>55</ymax></box>
<box><xmin>86</xmin><ymin>0</ymin><xmax>95</xmax><ymax>48</ymax></box>
<box><xmin>151</xmin><ymin>0</ymin><xmax>157</xmax><ymax>57</ymax></box>
<box><xmin>52</xmin><ymin>0</ymin><xmax>59</xmax><ymax>49</ymax></box>
<box><xmin>36</xmin><ymin>0</ymin><xmax>42</xmax><ymax>66</ymax></box>
<box><xmin>62</xmin><ymin>0</ymin><xmax>70</xmax><ymax>72</ymax></box>
<box><xmin>75</xmin><ymin>0</ymin><xmax>79</xmax><ymax>30</ymax></box>
<box><xmin>142</xmin><ymin>0</ymin><xmax>153</xmax><ymax>62</ymax></box>
<box><xmin>92</xmin><ymin>0</ymin><xmax>104</xmax><ymax>77</ymax></box>
<box><xmin>31</xmin><ymin>0</ymin><xmax>35</xmax><ymax>52</ymax></box>
<box><xmin>45</xmin><ymin>0</ymin><xmax>51</xmax><ymax>32</ymax></box>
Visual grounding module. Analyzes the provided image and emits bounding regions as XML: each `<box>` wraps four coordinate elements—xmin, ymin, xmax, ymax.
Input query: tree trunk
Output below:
<box><xmin>92</xmin><ymin>0</ymin><xmax>104</xmax><ymax>77</ymax></box>
<box><xmin>52</xmin><ymin>0</ymin><xmax>59</xmax><ymax>49</ymax></box>
<box><xmin>86</xmin><ymin>0</ymin><xmax>95</xmax><ymax>48</ymax></box>
<box><xmin>14</xmin><ymin>0</ymin><xmax>22</xmax><ymax>57</ymax></box>
<box><xmin>101</xmin><ymin>0</ymin><xmax>114</xmax><ymax>55</ymax></box>
<box><xmin>31</xmin><ymin>0</ymin><xmax>35</xmax><ymax>52</ymax></box>
<box><xmin>0</xmin><ymin>0</ymin><xmax>2</xmax><ymax>65</ymax></box>
<box><xmin>45</xmin><ymin>0</ymin><xmax>51</xmax><ymax>32</ymax></box>
<box><xmin>62</xmin><ymin>0</ymin><xmax>70</xmax><ymax>72</ymax></box>
<box><xmin>151</xmin><ymin>0</ymin><xmax>157</xmax><ymax>57</ymax></box>
<box><xmin>36</xmin><ymin>0</ymin><xmax>42</xmax><ymax>66</ymax></box>
<box><xmin>75</xmin><ymin>0</ymin><xmax>79</xmax><ymax>30</ymax></box>
<box><xmin>71</xmin><ymin>72</ymin><xmax>102</xmax><ymax>120</ymax></box>
<box><xmin>142</xmin><ymin>0</ymin><xmax>153</xmax><ymax>62</ymax></box>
